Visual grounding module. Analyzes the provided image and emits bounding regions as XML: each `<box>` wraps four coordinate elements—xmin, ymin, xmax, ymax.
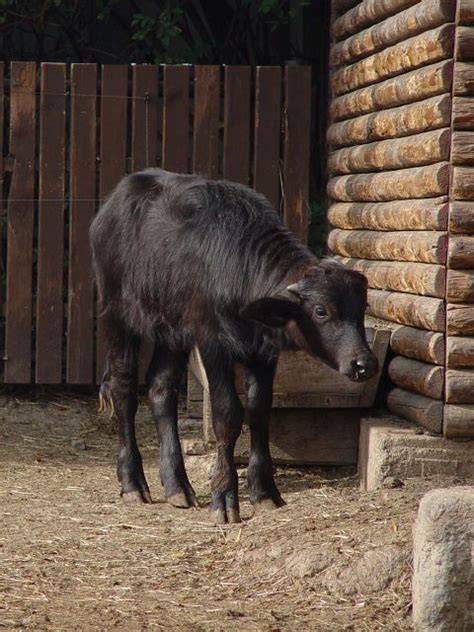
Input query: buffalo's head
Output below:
<box><xmin>241</xmin><ymin>261</ymin><xmax>378</xmax><ymax>382</ymax></box>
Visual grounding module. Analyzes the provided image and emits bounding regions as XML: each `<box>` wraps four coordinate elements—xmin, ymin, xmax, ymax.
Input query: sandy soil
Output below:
<box><xmin>0</xmin><ymin>389</ymin><xmax>469</xmax><ymax>631</ymax></box>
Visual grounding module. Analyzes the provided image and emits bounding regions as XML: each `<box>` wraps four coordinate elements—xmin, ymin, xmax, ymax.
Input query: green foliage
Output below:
<box><xmin>0</xmin><ymin>0</ymin><xmax>315</xmax><ymax>64</ymax></box>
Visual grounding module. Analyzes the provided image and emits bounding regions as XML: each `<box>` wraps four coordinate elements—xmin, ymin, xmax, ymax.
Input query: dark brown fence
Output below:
<box><xmin>0</xmin><ymin>62</ymin><xmax>312</xmax><ymax>385</ymax></box>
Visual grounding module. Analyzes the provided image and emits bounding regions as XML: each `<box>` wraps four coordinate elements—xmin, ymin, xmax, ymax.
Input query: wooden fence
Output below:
<box><xmin>0</xmin><ymin>62</ymin><xmax>311</xmax><ymax>385</ymax></box>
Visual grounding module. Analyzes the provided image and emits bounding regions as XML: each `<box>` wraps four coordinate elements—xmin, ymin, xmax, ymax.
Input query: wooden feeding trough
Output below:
<box><xmin>188</xmin><ymin>327</ymin><xmax>390</xmax><ymax>466</ymax></box>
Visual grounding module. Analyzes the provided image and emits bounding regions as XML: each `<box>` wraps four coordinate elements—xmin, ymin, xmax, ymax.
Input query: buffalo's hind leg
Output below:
<box><xmin>200</xmin><ymin>348</ymin><xmax>244</xmax><ymax>524</ymax></box>
<box><xmin>101</xmin><ymin>316</ymin><xmax>151</xmax><ymax>503</ymax></box>
<box><xmin>245</xmin><ymin>358</ymin><xmax>286</xmax><ymax>511</ymax></box>
<box><xmin>147</xmin><ymin>344</ymin><xmax>198</xmax><ymax>509</ymax></box>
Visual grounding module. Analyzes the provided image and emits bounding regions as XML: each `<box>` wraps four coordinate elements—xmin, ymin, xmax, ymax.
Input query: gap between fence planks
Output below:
<box><xmin>36</xmin><ymin>63</ymin><xmax>66</xmax><ymax>384</ymax></box>
<box><xmin>5</xmin><ymin>62</ymin><xmax>36</xmax><ymax>383</ymax></box>
<box><xmin>96</xmin><ymin>65</ymin><xmax>128</xmax><ymax>384</ymax></box>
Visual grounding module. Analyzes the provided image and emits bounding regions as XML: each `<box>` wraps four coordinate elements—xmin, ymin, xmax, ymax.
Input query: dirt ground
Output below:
<box><xmin>0</xmin><ymin>390</ymin><xmax>469</xmax><ymax>631</ymax></box>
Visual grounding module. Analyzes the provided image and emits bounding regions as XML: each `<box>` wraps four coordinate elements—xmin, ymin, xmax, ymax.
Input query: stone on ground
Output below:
<box><xmin>359</xmin><ymin>416</ymin><xmax>474</xmax><ymax>491</ymax></box>
<box><xmin>413</xmin><ymin>487</ymin><xmax>474</xmax><ymax>632</ymax></box>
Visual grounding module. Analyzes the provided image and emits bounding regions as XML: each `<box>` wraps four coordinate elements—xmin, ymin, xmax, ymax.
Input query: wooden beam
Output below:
<box><xmin>328</xmin><ymin>198</ymin><xmax>448</xmax><ymax>231</ymax></box>
<box><xmin>446</xmin><ymin>368</ymin><xmax>474</xmax><ymax>404</ymax></box>
<box><xmin>453</xmin><ymin>62</ymin><xmax>474</xmax><ymax>95</ymax></box>
<box><xmin>455</xmin><ymin>26</ymin><xmax>474</xmax><ymax>61</ymax></box>
<box><xmin>391</xmin><ymin>326</ymin><xmax>445</xmax><ymax>365</ymax></box>
<box><xmin>452</xmin><ymin>97</ymin><xmax>474</xmax><ymax>130</ymax></box>
<box><xmin>332</xmin><ymin>0</ymin><xmax>418</xmax><ymax>41</ymax></box>
<box><xmin>447</xmin><ymin>336</ymin><xmax>474</xmax><ymax>368</ymax></box>
<box><xmin>387</xmin><ymin>387</ymin><xmax>443</xmax><ymax>433</ymax></box>
<box><xmin>328</xmin><ymin>162</ymin><xmax>450</xmax><ymax>202</ymax></box>
<box><xmin>451</xmin><ymin>131</ymin><xmax>474</xmax><ymax>165</ymax></box>
<box><xmin>388</xmin><ymin>356</ymin><xmax>444</xmax><ymax>400</ymax></box>
<box><xmin>452</xmin><ymin>167</ymin><xmax>474</xmax><ymax>200</ymax></box>
<box><xmin>457</xmin><ymin>0</ymin><xmax>474</xmax><ymax>25</ymax></box>
<box><xmin>329</xmin><ymin>229</ymin><xmax>447</xmax><ymax>264</ymax></box>
<box><xmin>331</xmin><ymin>0</ymin><xmax>455</xmax><ymax>68</ymax></box>
<box><xmin>330</xmin><ymin>60</ymin><xmax>453</xmax><ymax>122</ymax></box>
<box><xmin>327</xmin><ymin>95</ymin><xmax>452</xmax><ymax>148</ymax></box>
<box><xmin>328</xmin><ymin>129</ymin><xmax>450</xmax><ymax>175</ymax></box>
<box><xmin>449</xmin><ymin>201</ymin><xmax>474</xmax><ymax>233</ymax></box>
<box><xmin>335</xmin><ymin>257</ymin><xmax>445</xmax><ymax>297</ymax></box>
<box><xmin>447</xmin><ymin>303</ymin><xmax>474</xmax><ymax>335</ymax></box>
<box><xmin>447</xmin><ymin>269</ymin><xmax>474</xmax><ymax>302</ymax></box>
<box><xmin>448</xmin><ymin>236</ymin><xmax>474</xmax><ymax>268</ymax></box>
<box><xmin>367</xmin><ymin>289</ymin><xmax>445</xmax><ymax>331</ymax></box>
<box><xmin>443</xmin><ymin>405</ymin><xmax>474</xmax><ymax>438</ymax></box>
<box><xmin>331</xmin><ymin>25</ymin><xmax>455</xmax><ymax>97</ymax></box>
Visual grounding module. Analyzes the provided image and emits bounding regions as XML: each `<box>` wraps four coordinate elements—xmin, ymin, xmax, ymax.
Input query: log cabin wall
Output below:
<box><xmin>445</xmin><ymin>0</ymin><xmax>474</xmax><ymax>437</ymax></box>
<box><xmin>327</xmin><ymin>0</ymin><xmax>474</xmax><ymax>438</ymax></box>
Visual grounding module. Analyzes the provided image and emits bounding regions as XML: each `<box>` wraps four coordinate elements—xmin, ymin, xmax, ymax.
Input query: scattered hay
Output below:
<box><xmin>0</xmin><ymin>389</ymin><xmax>468</xmax><ymax>630</ymax></box>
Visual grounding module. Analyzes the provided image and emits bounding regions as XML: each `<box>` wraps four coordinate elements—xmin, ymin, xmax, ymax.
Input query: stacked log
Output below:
<box><xmin>445</xmin><ymin>9</ymin><xmax>474</xmax><ymax>438</ymax></box>
<box><xmin>327</xmin><ymin>0</ymin><xmax>455</xmax><ymax>435</ymax></box>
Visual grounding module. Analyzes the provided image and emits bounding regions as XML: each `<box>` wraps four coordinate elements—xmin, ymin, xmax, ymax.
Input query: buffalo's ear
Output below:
<box><xmin>240</xmin><ymin>297</ymin><xmax>302</xmax><ymax>328</ymax></box>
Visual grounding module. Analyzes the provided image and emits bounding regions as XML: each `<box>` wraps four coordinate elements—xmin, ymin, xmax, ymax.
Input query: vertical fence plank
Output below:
<box><xmin>283</xmin><ymin>65</ymin><xmax>312</xmax><ymax>243</ymax></box>
<box><xmin>193</xmin><ymin>65</ymin><xmax>220</xmax><ymax>177</ymax></box>
<box><xmin>223</xmin><ymin>66</ymin><xmax>251</xmax><ymax>185</ymax></box>
<box><xmin>96</xmin><ymin>65</ymin><xmax>128</xmax><ymax>383</ymax></box>
<box><xmin>67</xmin><ymin>64</ymin><xmax>97</xmax><ymax>384</ymax></box>
<box><xmin>36</xmin><ymin>63</ymin><xmax>66</xmax><ymax>383</ymax></box>
<box><xmin>253</xmin><ymin>66</ymin><xmax>282</xmax><ymax>211</ymax></box>
<box><xmin>132</xmin><ymin>65</ymin><xmax>159</xmax><ymax>383</ymax></box>
<box><xmin>0</xmin><ymin>63</ymin><xmax>4</xmax><ymax>332</ymax></box>
<box><xmin>131</xmin><ymin>64</ymin><xmax>159</xmax><ymax>172</ymax></box>
<box><xmin>4</xmin><ymin>62</ymin><xmax>36</xmax><ymax>383</ymax></box>
<box><xmin>163</xmin><ymin>65</ymin><xmax>190</xmax><ymax>172</ymax></box>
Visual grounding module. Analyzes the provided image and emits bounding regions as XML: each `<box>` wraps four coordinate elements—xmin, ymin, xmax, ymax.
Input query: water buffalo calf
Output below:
<box><xmin>90</xmin><ymin>169</ymin><xmax>377</xmax><ymax>524</ymax></box>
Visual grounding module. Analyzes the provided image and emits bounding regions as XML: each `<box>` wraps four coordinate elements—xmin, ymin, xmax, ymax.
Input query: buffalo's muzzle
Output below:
<box><xmin>347</xmin><ymin>354</ymin><xmax>378</xmax><ymax>382</ymax></box>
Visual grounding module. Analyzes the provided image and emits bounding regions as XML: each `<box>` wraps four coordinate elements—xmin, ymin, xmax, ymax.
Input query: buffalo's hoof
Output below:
<box><xmin>210</xmin><ymin>507</ymin><xmax>241</xmax><ymax>524</ymax></box>
<box><xmin>166</xmin><ymin>488</ymin><xmax>200</xmax><ymax>509</ymax></box>
<box><xmin>252</xmin><ymin>495</ymin><xmax>287</xmax><ymax>512</ymax></box>
<box><xmin>121</xmin><ymin>489</ymin><xmax>153</xmax><ymax>504</ymax></box>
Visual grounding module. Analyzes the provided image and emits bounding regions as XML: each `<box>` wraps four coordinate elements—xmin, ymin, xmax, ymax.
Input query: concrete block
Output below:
<box><xmin>359</xmin><ymin>416</ymin><xmax>474</xmax><ymax>491</ymax></box>
<box><xmin>413</xmin><ymin>487</ymin><xmax>474</xmax><ymax>632</ymax></box>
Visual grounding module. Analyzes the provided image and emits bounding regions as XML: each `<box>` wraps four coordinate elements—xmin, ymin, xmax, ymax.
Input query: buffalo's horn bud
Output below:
<box><xmin>286</xmin><ymin>283</ymin><xmax>300</xmax><ymax>296</ymax></box>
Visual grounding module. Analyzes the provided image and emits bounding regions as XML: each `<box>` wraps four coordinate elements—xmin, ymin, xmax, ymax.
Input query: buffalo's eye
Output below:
<box><xmin>314</xmin><ymin>305</ymin><xmax>328</xmax><ymax>318</ymax></box>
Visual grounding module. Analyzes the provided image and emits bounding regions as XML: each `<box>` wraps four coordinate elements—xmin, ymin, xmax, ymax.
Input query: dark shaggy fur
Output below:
<box><xmin>90</xmin><ymin>169</ymin><xmax>377</xmax><ymax>523</ymax></box>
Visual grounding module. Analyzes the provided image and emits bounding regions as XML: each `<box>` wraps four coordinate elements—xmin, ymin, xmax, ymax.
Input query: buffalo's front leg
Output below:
<box><xmin>245</xmin><ymin>358</ymin><xmax>286</xmax><ymax>510</ymax></box>
<box><xmin>201</xmin><ymin>349</ymin><xmax>244</xmax><ymax>524</ymax></box>
<box><xmin>101</xmin><ymin>316</ymin><xmax>151</xmax><ymax>503</ymax></box>
<box><xmin>147</xmin><ymin>344</ymin><xmax>198</xmax><ymax>509</ymax></box>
